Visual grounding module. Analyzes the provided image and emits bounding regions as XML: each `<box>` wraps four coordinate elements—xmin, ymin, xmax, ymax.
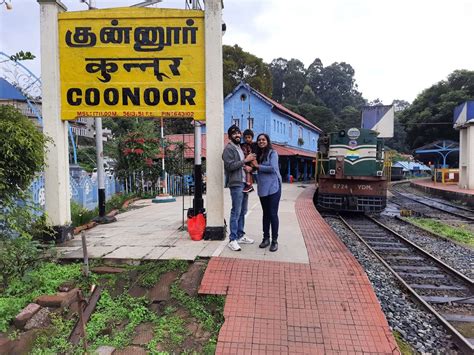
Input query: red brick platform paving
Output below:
<box><xmin>199</xmin><ymin>186</ymin><xmax>399</xmax><ymax>354</ymax></box>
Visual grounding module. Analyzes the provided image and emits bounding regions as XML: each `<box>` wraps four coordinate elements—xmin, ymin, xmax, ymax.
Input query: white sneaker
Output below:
<box><xmin>237</xmin><ymin>236</ymin><xmax>254</xmax><ymax>244</ymax></box>
<box><xmin>228</xmin><ymin>240</ymin><xmax>241</xmax><ymax>251</ymax></box>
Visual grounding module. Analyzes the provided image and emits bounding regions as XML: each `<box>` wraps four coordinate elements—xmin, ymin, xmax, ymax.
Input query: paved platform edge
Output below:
<box><xmin>411</xmin><ymin>179</ymin><xmax>474</xmax><ymax>207</ymax></box>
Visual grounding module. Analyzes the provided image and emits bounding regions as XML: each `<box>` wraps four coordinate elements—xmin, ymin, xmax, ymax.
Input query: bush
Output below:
<box><xmin>70</xmin><ymin>201</ymin><xmax>97</xmax><ymax>227</ymax></box>
<box><xmin>0</xmin><ymin>105</ymin><xmax>48</xmax><ymax>198</ymax></box>
<box><xmin>0</xmin><ymin>235</ymin><xmax>40</xmax><ymax>290</ymax></box>
<box><xmin>0</xmin><ymin>105</ymin><xmax>51</xmax><ymax>290</ymax></box>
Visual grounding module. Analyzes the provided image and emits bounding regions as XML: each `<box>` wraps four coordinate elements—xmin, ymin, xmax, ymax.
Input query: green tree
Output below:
<box><xmin>399</xmin><ymin>70</ymin><xmax>474</xmax><ymax>149</ymax></box>
<box><xmin>269</xmin><ymin>57</ymin><xmax>288</xmax><ymax>102</ymax></box>
<box><xmin>0</xmin><ymin>105</ymin><xmax>48</xmax><ymax>198</ymax></box>
<box><xmin>281</xmin><ymin>59</ymin><xmax>307</xmax><ymax>104</ymax></box>
<box><xmin>288</xmin><ymin>103</ymin><xmax>336</xmax><ymax>133</ymax></box>
<box><xmin>307</xmin><ymin>60</ymin><xmax>365</xmax><ymax>114</ymax></box>
<box><xmin>0</xmin><ymin>105</ymin><xmax>49</xmax><ymax>288</ymax></box>
<box><xmin>338</xmin><ymin>106</ymin><xmax>361</xmax><ymax>129</ymax></box>
<box><xmin>223</xmin><ymin>44</ymin><xmax>272</xmax><ymax>97</ymax></box>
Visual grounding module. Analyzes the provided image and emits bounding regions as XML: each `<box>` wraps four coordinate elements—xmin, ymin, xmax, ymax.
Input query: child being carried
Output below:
<box><xmin>241</xmin><ymin>129</ymin><xmax>258</xmax><ymax>193</ymax></box>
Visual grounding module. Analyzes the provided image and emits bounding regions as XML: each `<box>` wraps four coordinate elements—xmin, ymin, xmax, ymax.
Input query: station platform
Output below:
<box><xmin>200</xmin><ymin>186</ymin><xmax>398</xmax><ymax>354</ymax></box>
<box><xmin>57</xmin><ymin>184</ymin><xmax>398</xmax><ymax>354</ymax></box>
<box><xmin>411</xmin><ymin>178</ymin><xmax>474</xmax><ymax>206</ymax></box>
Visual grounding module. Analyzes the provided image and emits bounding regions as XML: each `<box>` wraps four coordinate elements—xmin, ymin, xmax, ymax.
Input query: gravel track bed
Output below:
<box><xmin>326</xmin><ymin>217</ymin><xmax>459</xmax><ymax>354</ymax></box>
<box><xmin>377</xmin><ymin>216</ymin><xmax>474</xmax><ymax>280</ymax></box>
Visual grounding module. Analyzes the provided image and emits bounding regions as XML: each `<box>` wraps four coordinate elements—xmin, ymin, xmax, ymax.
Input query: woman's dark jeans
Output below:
<box><xmin>259</xmin><ymin>187</ymin><xmax>281</xmax><ymax>241</ymax></box>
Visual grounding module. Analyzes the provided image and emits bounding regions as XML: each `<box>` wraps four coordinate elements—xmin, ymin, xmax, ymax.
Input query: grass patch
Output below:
<box><xmin>5</xmin><ymin>260</ymin><xmax>223</xmax><ymax>355</ymax></box>
<box><xmin>86</xmin><ymin>290</ymin><xmax>156</xmax><ymax>349</ymax></box>
<box><xmin>134</xmin><ymin>260</ymin><xmax>189</xmax><ymax>289</ymax></box>
<box><xmin>393</xmin><ymin>331</ymin><xmax>415</xmax><ymax>355</ymax></box>
<box><xmin>171</xmin><ymin>284</ymin><xmax>224</xmax><ymax>333</ymax></box>
<box><xmin>146</xmin><ymin>306</ymin><xmax>188</xmax><ymax>354</ymax></box>
<box><xmin>406</xmin><ymin>217</ymin><xmax>474</xmax><ymax>246</ymax></box>
<box><xmin>0</xmin><ymin>263</ymin><xmax>83</xmax><ymax>332</ymax></box>
<box><xmin>31</xmin><ymin>313</ymin><xmax>80</xmax><ymax>355</ymax></box>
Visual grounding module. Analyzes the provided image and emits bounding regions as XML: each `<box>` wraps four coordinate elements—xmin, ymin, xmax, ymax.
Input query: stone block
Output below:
<box><xmin>14</xmin><ymin>303</ymin><xmax>41</xmax><ymax>330</ymax></box>
<box><xmin>95</xmin><ymin>345</ymin><xmax>116</xmax><ymax>355</ymax></box>
<box><xmin>179</xmin><ymin>261</ymin><xmax>206</xmax><ymax>297</ymax></box>
<box><xmin>24</xmin><ymin>308</ymin><xmax>51</xmax><ymax>330</ymax></box>
<box><xmin>147</xmin><ymin>270</ymin><xmax>179</xmax><ymax>302</ymax></box>
<box><xmin>113</xmin><ymin>345</ymin><xmax>147</xmax><ymax>355</ymax></box>
<box><xmin>35</xmin><ymin>288</ymin><xmax>79</xmax><ymax>308</ymax></box>
<box><xmin>0</xmin><ymin>336</ymin><xmax>13</xmax><ymax>354</ymax></box>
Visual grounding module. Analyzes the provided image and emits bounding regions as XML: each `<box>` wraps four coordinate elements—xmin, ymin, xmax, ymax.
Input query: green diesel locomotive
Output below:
<box><xmin>315</xmin><ymin>127</ymin><xmax>388</xmax><ymax>213</ymax></box>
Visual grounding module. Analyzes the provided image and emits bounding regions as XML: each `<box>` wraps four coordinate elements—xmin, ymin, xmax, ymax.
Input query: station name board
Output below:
<box><xmin>58</xmin><ymin>8</ymin><xmax>205</xmax><ymax>120</ymax></box>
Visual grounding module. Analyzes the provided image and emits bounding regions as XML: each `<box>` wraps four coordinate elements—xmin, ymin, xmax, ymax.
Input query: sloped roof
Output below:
<box><xmin>166</xmin><ymin>134</ymin><xmax>316</xmax><ymax>159</ymax></box>
<box><xmin>226</xmin><ymin>82</ymin><xmax>323</xmax><ymax>133</ymax></box>
<box><xmin>0</xmin><ymin>78</ymin><xmax>26</xmax><ymax>101</ymax></box>
<box><xmin>414</xmin><ymin>140</ymin><xmax>459</xmax><ymax>152</ymax></box>
<box><xmin>393</xmin><ymin>161</ymin><xmax>431</xmax><ymax>171</ymax></box>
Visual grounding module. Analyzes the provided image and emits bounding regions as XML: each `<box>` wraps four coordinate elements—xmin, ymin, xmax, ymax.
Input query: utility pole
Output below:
<box><xmin>86</xmin><ymin>0</ymin><xmax>115</xmax><ymax>223</ymax></box>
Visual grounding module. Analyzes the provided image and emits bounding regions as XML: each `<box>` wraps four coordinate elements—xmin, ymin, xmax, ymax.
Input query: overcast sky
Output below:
<box><xmin>1</xmin><ymin>0</ymin><xmax>473</xmax><ymax>104</ymax></box>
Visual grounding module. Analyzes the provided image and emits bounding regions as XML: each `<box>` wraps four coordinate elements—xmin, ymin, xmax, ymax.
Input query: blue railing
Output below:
<box><xmin>30</xmin><ymin>173</ymin><xmax>122</xmax><ymax>212</ymax></box>
<box><xmin>29</xmin><ymin>173</ymin><xmax>196</xmax><ymax>212</ymax></box>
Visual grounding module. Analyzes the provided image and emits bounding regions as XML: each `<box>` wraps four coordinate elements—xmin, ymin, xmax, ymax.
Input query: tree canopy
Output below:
<box><xmin>222</xmin><ymin>44</ymin><xmax>474</xmax><ymax>153</ymax></box>
<box><xmin>223</xmin><ymin>44</ymin><xmax>272</xmax><ymax>97</ymax></box>
<box><xmin>398</xmin><ymin>70</ymin><xmax>474</xmax><ymax>149</ymax></box>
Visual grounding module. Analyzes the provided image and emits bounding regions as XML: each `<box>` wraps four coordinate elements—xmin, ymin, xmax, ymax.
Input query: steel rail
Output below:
<box><xmin>339</xmin><ymin>215</ymin><xmax>474</xmax><ymax>354</ymax></box>
<box><xmin>391</xmin><ymin>182</ymin><xmax>474</xmax><ymax>213</ymax></box>
<box><xmin>391</xmin><ymin>190</ymin><xmax>474</xmax><ymax>222</ymax></box>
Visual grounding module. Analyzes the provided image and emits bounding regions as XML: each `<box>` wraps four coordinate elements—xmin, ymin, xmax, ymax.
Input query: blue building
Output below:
<box><xmin>224</xmin><ymin>82</ymin><xmax>322</xmax><ymax>181</ymax></box>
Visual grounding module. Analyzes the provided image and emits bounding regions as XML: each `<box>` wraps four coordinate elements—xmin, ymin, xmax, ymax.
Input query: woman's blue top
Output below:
<box><xmin>257</xmin><ymin>149</ymin><xmax>282</xmax><ymax>197</ymax></box>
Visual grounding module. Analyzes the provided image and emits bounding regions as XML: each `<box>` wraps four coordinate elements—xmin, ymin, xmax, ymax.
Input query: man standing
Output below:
<box><xmin>222</xmin><ymin>125</ymin><xmax>256</xmax><ymax>251</ymax></box>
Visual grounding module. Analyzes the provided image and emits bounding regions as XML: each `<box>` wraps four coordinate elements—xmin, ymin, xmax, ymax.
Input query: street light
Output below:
<box><xmin>1</xmin><ymin>0</ymin><xmax>13</xmax><ymax>10</ymax></box>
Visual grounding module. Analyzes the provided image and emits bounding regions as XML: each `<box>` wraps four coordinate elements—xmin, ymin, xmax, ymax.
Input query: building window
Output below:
<box><xmin>232</xmin><ymin>118</ymin><xmax>240</xmax><ymax>127</ymax></box>
<box><xmin>313</xmin><ymin>137</ymin><xmax>316</xmax><ymax>146</ymax></box>
<box><xmin>307</xmin><ymin>132</ymin><xmax>310</xmax><ymax>144</ymax></box>
<box><xmin>289</xmin><ymin>123</ymin><xmax>293</xmax><ymax>139</ymax></box>
<box><xmin>284</xmin><ymin>124</ymin><xmax>286</xmax><ymax>134</ymax></box>
<box><xmin>273</xmin><ymin>119</ymin><xmax>276</xmax><ymax>131</ymax></box>
<box><xmin>248</xmin><ymin>117</ymin><xmax>254</xmax><ymax>130</ymax></box>
<box><xmin>298</xmin><ymin>127</ymin><xmax>303</xmax><ymax>139</ymax></box>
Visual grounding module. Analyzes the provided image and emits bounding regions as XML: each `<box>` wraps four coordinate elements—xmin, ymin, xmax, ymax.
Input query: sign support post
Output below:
<box><xmin>193</xmin><ymin>120</ymin><xmax>204</xmax><ymax>214</ymax></box>
<box><xmin>38</xmin><ymin>0</ymin><xmax>73</xmax><ymax>241</ymax></box>
<box><xmin>204</xmin><ymin>0</ymin><xmax>225</xmax><ymax>239</ymax></box>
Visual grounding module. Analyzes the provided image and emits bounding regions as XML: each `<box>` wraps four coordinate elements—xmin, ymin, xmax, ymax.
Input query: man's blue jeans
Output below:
<box><xmin>229</xmin><ymin>183</ymin><xmax>248</xmax><ymax>241</ymax></box>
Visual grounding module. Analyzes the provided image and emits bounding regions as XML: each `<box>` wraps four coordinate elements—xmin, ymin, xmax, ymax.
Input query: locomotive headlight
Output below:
<box><xmin>330</xmin><ymin>169</ymin><xmax>336</xmax><ymax>175</ymax></box>
<box><xmin>376</xmin><ymin>171</ymin><xmax>383</xmax><ymax>176</ymax></box>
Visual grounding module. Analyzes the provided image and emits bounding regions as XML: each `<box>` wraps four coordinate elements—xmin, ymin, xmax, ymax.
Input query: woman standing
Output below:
<box><xmin>254</xmin><ymin>134</ymin><xmax>282</xmax><ymax>252</ymax></box>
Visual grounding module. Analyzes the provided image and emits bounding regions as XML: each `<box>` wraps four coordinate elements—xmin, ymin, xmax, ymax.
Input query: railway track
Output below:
<box><xmin>390</xmin><ymin>183</ymin><xmax>474</xmax><ymax>222</ymax></box>
<box><xmin>339</xmin><ymin>214</ymin><xmax>474</xmax><ymax>354</ymax></box>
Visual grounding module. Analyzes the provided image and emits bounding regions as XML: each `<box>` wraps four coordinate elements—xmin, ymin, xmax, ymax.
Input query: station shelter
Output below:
<box><xmin>392</xmin><ymin>161</ymin><xmax>431</xmax><ymax>178</ymax></box>
<box><xmin>413</xmin><ymin>140</ymin><xmax>459</xmax><ymax>168</ymax></box>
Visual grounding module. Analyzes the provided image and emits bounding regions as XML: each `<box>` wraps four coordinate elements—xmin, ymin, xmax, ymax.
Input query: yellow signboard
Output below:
<box><xmin>58</xmin><ymin>8</ymin><xmax>205</xmax><ymax>120</ymax></box>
